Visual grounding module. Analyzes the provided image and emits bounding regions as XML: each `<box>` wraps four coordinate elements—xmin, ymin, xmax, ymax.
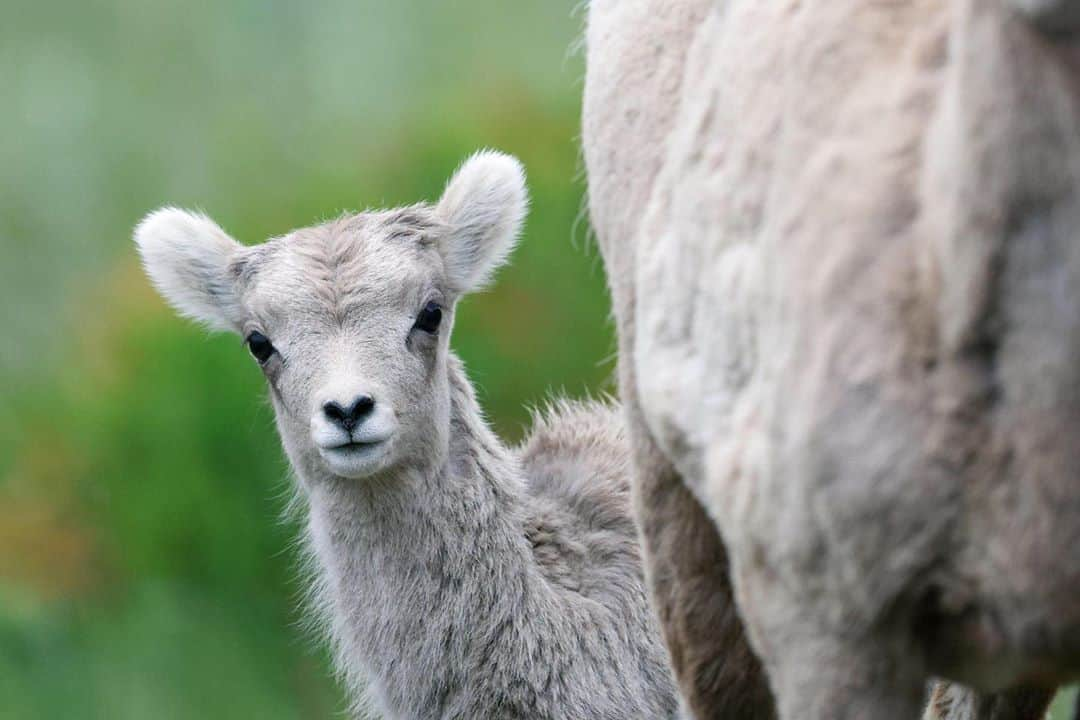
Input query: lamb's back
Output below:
<box><xmin>517</xmin><ymin>399</ymin><xmax>644</xmax><ymax>601</ymax></box>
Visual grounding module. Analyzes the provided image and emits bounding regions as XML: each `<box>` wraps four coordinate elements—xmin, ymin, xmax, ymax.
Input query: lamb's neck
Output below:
<box><xmin>303</xmin><ymin>356</ymin><xmax>557</xmax><ymax>713</ymax></box>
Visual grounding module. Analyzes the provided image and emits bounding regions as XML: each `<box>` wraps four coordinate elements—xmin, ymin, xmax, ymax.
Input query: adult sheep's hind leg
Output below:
<box><xmin>630</xmin><ymin>411</ymin><xmax>776</xmax><ymax>720</ymax></box>
<box><xmin>1007</xmin><ymin>0</ymin><xmax>1080</xmax><ymax>35</ymax></box>
<box><xmin>962</xmin><ymin>685</ymin><xmax>1055</xmax><ymax>720</ymax></box>
<box><xmin>924</xmin><ymin>682</ymin><xmax>1055</xmax><ymax>720</ymax></box>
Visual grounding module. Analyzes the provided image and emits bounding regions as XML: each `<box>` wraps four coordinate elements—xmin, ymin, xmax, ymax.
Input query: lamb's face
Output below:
<box><xmin>232</xmin><ymin>212</ymin><xmax>454</xmax><ymax>479</ymax></box>
<box><xmin>136</xmin><ymin>151</ymin><xmax>527</xmax><ymax>481</ymax></box>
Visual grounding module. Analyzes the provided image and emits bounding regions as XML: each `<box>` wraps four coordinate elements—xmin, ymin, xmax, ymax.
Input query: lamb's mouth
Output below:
<box><xmin>330</xmin><ymin>441</ymin><xmax>382</xmax><ymax>451</ymax></box>
<box><xmin>318</xmin><ymin>439</ymin><xmax>391</xmax><ymax>478</ymax></box>
<box><xmin>322</xmin><ymin>440</ymin><xmax>387</xmax><ymax>458</ymax></box>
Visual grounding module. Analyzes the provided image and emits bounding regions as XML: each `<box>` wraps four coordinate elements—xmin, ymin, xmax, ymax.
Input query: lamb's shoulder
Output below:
<box><xmin>516</xmin><ymin>399</ymin><xmax>643</xmax><ymax>599</ymax></box>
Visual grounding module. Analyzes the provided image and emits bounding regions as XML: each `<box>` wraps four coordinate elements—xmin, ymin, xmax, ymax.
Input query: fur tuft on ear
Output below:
<box><xmin>134</xmin><ymin>207</ymin><xmax>245</xmax><ymax>331</ymax></box>
<box><xmin>435</xmin><ymin>150</ymin><xmax>528</xmax><ymax>294</ymax></box>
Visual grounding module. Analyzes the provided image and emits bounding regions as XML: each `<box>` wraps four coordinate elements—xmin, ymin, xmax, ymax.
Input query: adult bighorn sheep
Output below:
<box><xmin>136</xmin><ymin>152</ymin><xmax>680</xmax><ymax>719</ymax></box>
<box><xmin>583</xmin><ymin>1</ymin><xmax>1080</xmax><ymax>719</ymax></box>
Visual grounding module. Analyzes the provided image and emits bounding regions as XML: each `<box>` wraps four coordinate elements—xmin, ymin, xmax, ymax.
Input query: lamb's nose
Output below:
<box><xmin>322</xmin><ymin>395</ymin><xmax>375</xmax><ymax>432</ymax></box>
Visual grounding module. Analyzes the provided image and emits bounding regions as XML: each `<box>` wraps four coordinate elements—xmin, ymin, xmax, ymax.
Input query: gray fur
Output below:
<box><xmin>136</xmin><ymin>151</ymin><xmax>679</xmax><ymax>719</ymax></box>
<box><xmin>583</xmin><ymin>1</ymin><xmax>1080</xmax><ymax>719</ymax></box>
<box><xmin>580</xmin><ymin>2</ymin><xmax>776</xmax><ymax>718</ymax></box>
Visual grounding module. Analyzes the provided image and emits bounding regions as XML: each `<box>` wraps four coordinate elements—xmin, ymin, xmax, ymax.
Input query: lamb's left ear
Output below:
<box><xmin>435</xmin><ymin>151</ymin><xmax>528</xmax><ymax>295</ymax></box>
<box><xmin>134</xmin><ymin>207</ymin><xmax>246</xmax><ymax>332</ymax></box>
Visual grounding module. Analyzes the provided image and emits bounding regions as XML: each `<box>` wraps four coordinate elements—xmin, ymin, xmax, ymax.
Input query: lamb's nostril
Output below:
<box><xmin>350</xmin><ymin>395</ymin><xmax>375</xmax><ymax>419</ymax></box>
<box><xmin>323</xmin><ymin>401</ymin><xmax>348</xmax><ymax>427</ymax></box>
<box><xmin>323</xmin><ymin>396</ymin><xmax>376</xmax><ymax>432</ymax></box>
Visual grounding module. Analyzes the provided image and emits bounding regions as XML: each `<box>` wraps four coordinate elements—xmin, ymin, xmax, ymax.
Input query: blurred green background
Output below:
<box><xmin>0</xmin><ymin>2</ymin><xmax>1075</xmax><ymax>720</ymax></box>
<box><xmin>0</xmin><ymin>1</ymin><xmax>612</xmax><ymax>717</ymax></box>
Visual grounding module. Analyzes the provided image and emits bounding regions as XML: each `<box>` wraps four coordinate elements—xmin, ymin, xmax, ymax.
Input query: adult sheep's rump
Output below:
<box><xmin>583</xmin><ymin>1</ymin><xmax>1080</xmax><ymax>718</ymax></box>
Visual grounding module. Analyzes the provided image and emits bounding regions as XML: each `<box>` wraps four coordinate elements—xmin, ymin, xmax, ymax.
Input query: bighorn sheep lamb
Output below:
<box><xmin>583</xmin><ymin>1</ymin><xmax>1080</xmax><ymax>719</ymax></box>
<box><xmin>135</xmin><ymin>152</ymin><xmax>679</xmax><ymax>719</ymax></box>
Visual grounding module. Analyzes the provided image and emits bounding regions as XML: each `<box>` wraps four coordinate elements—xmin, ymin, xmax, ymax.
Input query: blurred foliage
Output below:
<box><xmin>1051</xmin><ymin>687</ymin><xmax>1078</xmax><ymax>720</ymax></box>
<box><xmin>1</xmin><ymin>1</ymin><xmax>609</xmax><ymax>717</ymax></box>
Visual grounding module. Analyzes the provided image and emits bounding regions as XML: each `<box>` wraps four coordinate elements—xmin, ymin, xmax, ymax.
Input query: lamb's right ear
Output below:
<box><xmin>134</xmin><ymin>208</ymin><xmax>245</xmax><ymax>331</ymax></box>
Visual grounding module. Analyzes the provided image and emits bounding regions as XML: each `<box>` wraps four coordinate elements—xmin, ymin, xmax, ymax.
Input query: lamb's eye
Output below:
<box><xmin>246</xmin><ymin>331</ymin><xmax>276</xmax><ymax>364</ymax></box>
<box><xmin>414</xmin><ymin>301</ymin><xmax>443</xmax><ymax>334</ymax></box>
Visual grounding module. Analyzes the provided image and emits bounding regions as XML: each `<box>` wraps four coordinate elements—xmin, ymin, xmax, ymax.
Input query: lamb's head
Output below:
<box><xmin>135</xmin><ymin>151</ymin><xmax>527</xmax><ymax>481</ymax></box>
